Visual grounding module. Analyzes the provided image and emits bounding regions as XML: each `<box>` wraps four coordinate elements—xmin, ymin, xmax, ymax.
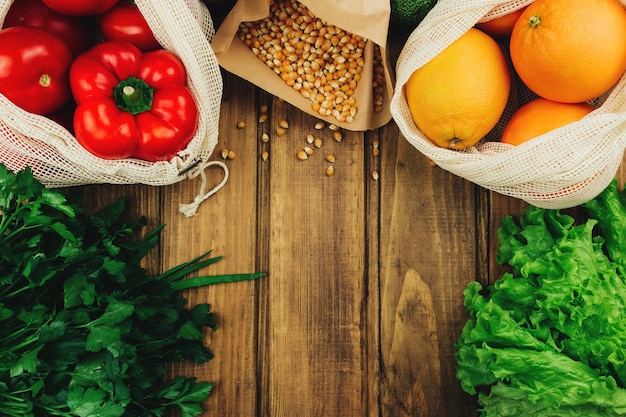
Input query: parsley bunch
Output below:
<box><xmin>0</xmin><ymin>165</ymin><xmax>263</xmax><ymax>417</ymax></box>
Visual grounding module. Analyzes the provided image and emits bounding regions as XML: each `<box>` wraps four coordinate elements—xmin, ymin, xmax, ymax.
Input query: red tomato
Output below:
<box><xmin>40</xmin><ymin>0</ymin><xmax>118</xmax><ymax>16</ymax></box>
<box><xmin>0</xmin><ymin>27</ymin><xmax>73</xmax><ymax>115</ymax></box>
<box><xmin>3</xmin><ymin>0</ymin><xmax>95</xmax><ymax>56</ymax></box>
<box><xmin>99</xmin><ymin>1</ymin><xmax>160</xmax><ymax>52</ymax></box>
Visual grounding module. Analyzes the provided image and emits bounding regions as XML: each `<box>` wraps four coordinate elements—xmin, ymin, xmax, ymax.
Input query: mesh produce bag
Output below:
<box><xmin>0</xmin><ymin>0</ymin><xmax>225</xmax><ymax>215</ymax></box>
<box><xmin>391</xmin><ymin>0</ymin><xmax>626</xmax><ymax>209</ymax></box>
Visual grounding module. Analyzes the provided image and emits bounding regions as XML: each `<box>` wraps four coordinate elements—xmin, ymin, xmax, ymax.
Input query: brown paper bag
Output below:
<box><xmin>212</xmin><ymin>0</ymin><xmax>393</xmax><ymax>131</ymax></box>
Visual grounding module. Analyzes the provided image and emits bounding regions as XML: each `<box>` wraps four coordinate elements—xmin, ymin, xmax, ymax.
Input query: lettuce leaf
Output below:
<box><xmin>456</xmin><ymin>179</ymin><xmax>626</xmax><ymax>416</ymax></box>
<box><xmin>584</xmin><ymin>179</ymin><xmax>626</xmax><ymax>275</ymax></box>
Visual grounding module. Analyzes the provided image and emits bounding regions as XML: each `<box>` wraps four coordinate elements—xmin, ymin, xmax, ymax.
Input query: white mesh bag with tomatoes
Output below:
<box><xmin>0</xmin><ymin>0</ymin><xmax>224</xmax><ymax>214</ymax></box>
<box><xmin>391</xmin><ymin>0</ymin><xmax>626</xmax><ymax>209</ymax></box>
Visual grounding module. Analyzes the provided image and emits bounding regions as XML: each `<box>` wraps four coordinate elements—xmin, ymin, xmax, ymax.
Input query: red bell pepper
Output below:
<box><xmin>69</xmin><ymin>41</ymin><xmax>199</xmax><ymax>161</ymax></box>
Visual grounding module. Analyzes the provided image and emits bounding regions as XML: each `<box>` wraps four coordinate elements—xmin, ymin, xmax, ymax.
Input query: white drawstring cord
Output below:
<box><xmin>179</xmin><ymin>159</ymin><xmax>229</xmax><ymax>217</ymax></box>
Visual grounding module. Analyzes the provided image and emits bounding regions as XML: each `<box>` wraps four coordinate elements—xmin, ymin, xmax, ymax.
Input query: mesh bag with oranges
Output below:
<box><xmin>391</xmin><ymin>0</ymin><xmax>626</xmax><ymax>209</ymax></box>
<box><xmin>0</xmin><ymin>0</ymin><xmax>224</xmax><ymax>214</ymax></box>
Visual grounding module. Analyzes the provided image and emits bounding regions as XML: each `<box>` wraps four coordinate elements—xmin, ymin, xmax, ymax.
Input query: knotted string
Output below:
<box><xmin>179</xmin><ymin>159</ymin><xmax>229</xmax><ymax>217</ymax></box>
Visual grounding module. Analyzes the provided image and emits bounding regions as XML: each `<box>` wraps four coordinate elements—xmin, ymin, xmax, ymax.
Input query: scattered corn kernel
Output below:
<box><xmin>259</xmin><ymin>113</ymin><xmax>268</xmax><ymax>123</ymax></box>
<box><xmin>304</xmin><ymin>146</ymin><xmax>314</xmax><ymax>156</ymax></box>
<box><xmin>227</xmin><ymin>150</ymin><xmax>237</xmax><ymax>160</ymax></box>
<box><xmin>314</xmin><ymin>138</ymin><xmax>322</xmax><ymax>148</ymax></box>
<box><xmin>326</xmin><ymin>165</ymin><xmax>335</xmax><ymax>177</ymax></box>
<box><xmin>279</xmin><ymin>119</ymin><xmax>289</xmax><ymax>129</ymax></box>
<box><xmin>220</xmin><ymin>148</ymin><xmax>229</xmax><ymax>159</ymax></box>
<box><xmin>315</xmin><ymin>122</ymin><xmax>325</xmax><ymax>130</ymax></box>
<box><xmin>236</xmin><ymin>121</ymin><xmax>246</xmax><ymax>129</ymax></box>
<box><xmin>325</xmin><ymin>153</ymin><xmax>336</xmax><ymax>163</ymax></box>
<box><xmin>261</xmin><ymin>133</ymin><xmax>270</xmax><ymax>143</ymax></box>
<box><xmin>371</xmin><ymin>170</ymin><xmax>379</xmax><ymax>181</ymax></box>
<box><xmin>333</xmin><ymin>131</ymin><xmax>343</xmax><ymax>142</ymax></box>
<box><xmin>262</xmin><ymin>151</ymin><xmax>269</xmax><ymax>161</ymax></box>
<box><xmin>277</xmin><ymin>127</ymin><xmax>287</xmax><ymax>137</ymax></box>
<box><xmin>297</xmin><ymin>150</ymin><xmax>309</xmax><ymax>160</ymax></box>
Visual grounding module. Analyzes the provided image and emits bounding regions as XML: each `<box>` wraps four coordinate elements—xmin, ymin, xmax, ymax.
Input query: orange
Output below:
<box><xmin>510</xmin><ymin>0</ymin><xmax>626</xmax><ymax>103</ymax></box>
<box><xmin>501</xmin><ymin>98</ymin><xmax>595</xmax><ymax>146</ymax></box>
<box><xmin>405</xmin><ymin>28</ymin><xmax>510</xmax><ymax>150</ymax></box>
<box><xmin>476</xmin><ymin>7</ymin><xmax>526</xmax><ymax>39</ymax></box>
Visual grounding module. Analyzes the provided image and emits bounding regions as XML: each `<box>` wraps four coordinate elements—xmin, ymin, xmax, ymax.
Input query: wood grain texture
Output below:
<box><xmin>378</xmin><ymin>123</ymin><xmax>478</xmax><ymax>417</ymax></box>
<box><xmin>67</xmin><ymin>70</ymin><xmax>626</xmax><ymax>417</ymax></box>
<box><xmin>164</xmin><ymin>75</ymin><xmax>261</xmax><ymax>417</ymax></box>
<box><xmin>261</xmin><ymin>96</ymin><xmax>368</xmax><ymax>416</ymax></box>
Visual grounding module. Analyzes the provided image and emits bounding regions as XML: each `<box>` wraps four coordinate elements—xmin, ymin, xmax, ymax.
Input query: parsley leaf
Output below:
<box><xmin>0</xmin><ymin>165</ymin><xmax>264</xmax><ymax>416</ymax></box>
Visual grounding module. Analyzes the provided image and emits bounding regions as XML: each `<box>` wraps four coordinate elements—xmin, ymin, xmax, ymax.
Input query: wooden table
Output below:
<box><xmin>73</xmin><ymin>15</ymin><xmax>626</xmax><ymax>417</ymax></box>
<box><xmin>74</xmin><ymin>70</ymin><xmax>524</xmax><ymax>416</ymax></box>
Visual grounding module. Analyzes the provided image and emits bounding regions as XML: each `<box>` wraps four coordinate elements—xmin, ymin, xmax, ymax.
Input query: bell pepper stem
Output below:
<box><xmin>114</xmin><ymin>76</ymin><xmax>153</xmax><ymax>115</ymax></box>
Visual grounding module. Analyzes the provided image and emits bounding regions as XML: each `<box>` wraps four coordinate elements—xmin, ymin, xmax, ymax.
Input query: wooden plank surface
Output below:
<box><xmin>378</xmin><ymin>120</ymin><xmax>479</xmax><ymax>416</ymax></box>
<box><xmin>68</xmin><ymin>8</ymin><xmax>626</xmax><ymax>415</ymax></box>
<box><xmin>75</xmin><ymin>68</ymin><xmax>483</xmax><ymax>416</ymax></box>
<box><xmin>163</xmin><ymin>75</ymin><xmax>261</xmax><ymax>416</ymax></box>
<box><xmin>72</xmin><ymin>70</ymin><xmax>626</xmax><ymax>417</ymax></box>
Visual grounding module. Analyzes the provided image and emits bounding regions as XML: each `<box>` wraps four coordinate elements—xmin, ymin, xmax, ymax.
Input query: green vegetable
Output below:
<box><xmin>0</xmin><ymin>164</ymin><xmax>264</xmax><ymax>417</ymax></box>
<box><xmin>456</xmin><ymin>179</ymin><xmax>626</xmax><ymax>416</ymax></box>
<box><xmin>390</xmin><ymin>0</ymin><xmax>438</xmax><ymax>27</ymax></box>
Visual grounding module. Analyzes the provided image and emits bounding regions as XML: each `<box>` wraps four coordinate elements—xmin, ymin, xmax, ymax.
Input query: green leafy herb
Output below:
<box><xmin>0</xmin><ymin>165</ymin><xmax>264</xmax><ymax>417</ymax></box>
<box><xmin>456</xmin><ymin>179</ymin><xmax>626</xmax><ymax>416</ymax></box>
